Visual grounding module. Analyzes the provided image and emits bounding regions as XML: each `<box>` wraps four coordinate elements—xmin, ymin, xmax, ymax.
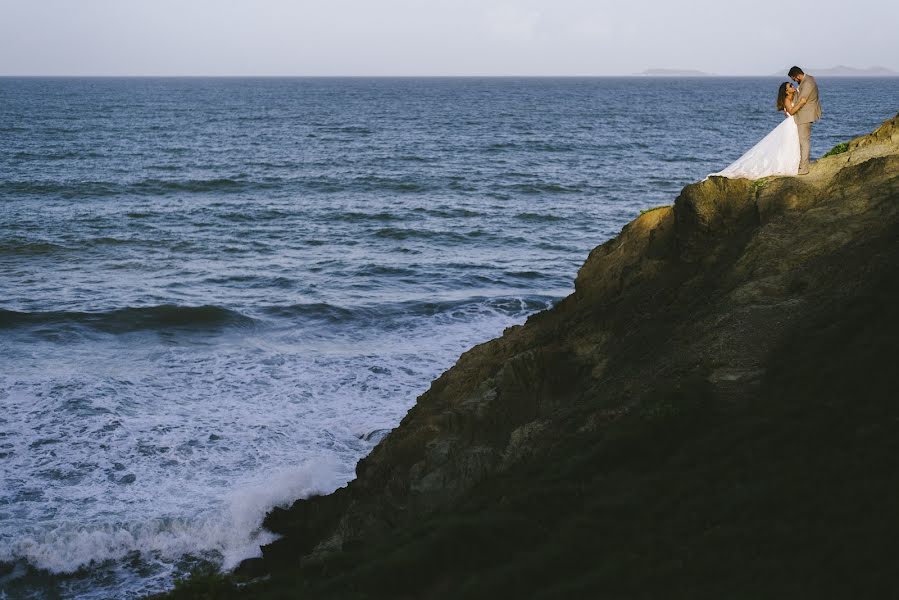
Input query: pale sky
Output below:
<box><xmin>1</xmin><ymin>0</ymin><xmax>897</xmax><ymax>76</ymax></box>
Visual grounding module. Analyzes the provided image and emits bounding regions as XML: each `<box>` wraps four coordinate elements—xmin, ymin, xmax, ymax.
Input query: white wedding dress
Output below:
<box><xmin>709</xmin><ymin>114</ymin><xmax>800</xmax><ymax>179</ymax></box>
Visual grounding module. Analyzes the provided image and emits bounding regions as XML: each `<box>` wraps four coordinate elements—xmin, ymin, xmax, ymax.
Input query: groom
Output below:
<box><xmin>787</xmin><ymin>66</ymin><xmax>822</xmax><ymax>175</ymax></box>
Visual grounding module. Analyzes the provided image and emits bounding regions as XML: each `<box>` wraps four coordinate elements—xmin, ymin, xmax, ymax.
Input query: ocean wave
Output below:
<box><xmin>515</xmin><ymin>212</ymin><xmax>564</xmax><ymax>222</ymax></box>
<box><xmin>301</xmin><ymin>175</ymin><xmax>429</xmax><ymax>194</ymax></box>
<box><xmin>0</xmin><ymin>241</ymin><xmax>66</xmax><ymax>256</ymax></box>
<box><xmin>0</xmin><ymin>178</ymin><xmax>264</xmax><ymax>199</ymax></box>
<box><xmin>134</xmin><ymin>178</ymin><xmax>253</xmax><ymax>194</ymax></box>
<box><xmin>0</xmin><ymin>305</ymin><xmax>255</xmax><ymax>334</ymax></box>
<box><xmin>260</xmin><ymin>296</ymin><xmax>554</xmax><ymax>328</ymax></box>
<box><xmin>217</xmin><ymin>208</ymin><xmax>291</xmax><ymax>223</ymax></box>
<box><xmin>372</xmin><ymin>227</ymin><xmax>471</xmax><ymax>242</ymax></box>
<box><xmin>319</xmin><ymin>125</ymin><xmax>375</xmax><ymax>135</ymax></box>
<box><xmin>522</xmin><ymin>141</ymin><xmax>576</xmax><ymax>153</ymax></box>
<box><xmin>337</xmin><ymin>211</ymin><xmax>403</xmax><ymax>223</ymax></box>
<box><xmin>12</xmin><ymin>150</ymin><xmax>104</xmax><ymax>161</ymax></box>
<box><xmin>411</xmin><ymin>207</ymin><xmax>484</xmax><ymax>219</ymax></box>
<box><xmin>486</xmin><ymin>142</ymin><xmax>518</xmax><ymax>151</ymax></box>
<box><xmin>352</xmin><ymin>264</ymin><xmax>418</xmax><ymax>277</ymax></box>
<box><xmin>259</xmin><ymin>302</ymin><xmax>357</xmax><ymax>323</ymax></box>
<box><xmin>395</xmin><ymin>154</ymin><xmax>437</xmax><ymax>163</ymax></box>
<box><xmin>504</xmin><ymin>270</ymin><xmax>543</xmax><ymax>280</ymax></box>
<box><xmin>505</xmin><ymin>182</ymin><xmax>584</xmax><ymax>194</ymax></box>
<box><xmin>400</xmin><ymin>296</ymin><xmax>553</xmax><ymax>318</ymax></box>
<box><xmin>1</xmin><ymin>181</ymin><xmax>122</xmax><ymax>198</ymax></box>
<box><xmin>0</xmin><ymin>461</ymin><xmax>343</xmax><ymax>575</ymax></box>
<box><xmin>0</xmin><ymin>173</ymin><xmax>491</xmax><ymax>200</ymax></box>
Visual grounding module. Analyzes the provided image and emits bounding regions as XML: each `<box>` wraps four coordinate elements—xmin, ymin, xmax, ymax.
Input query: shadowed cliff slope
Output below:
<box><xmin>167</xmin><ymin>114</ymin><xmax>899</xmax><ymax>599</ymax></box>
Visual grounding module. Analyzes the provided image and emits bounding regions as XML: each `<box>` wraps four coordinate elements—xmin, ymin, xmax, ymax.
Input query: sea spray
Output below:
<box><xmin>0</xmin><ymin>458</ymin><xmax>348</xmax><ymax>592</ymax></box>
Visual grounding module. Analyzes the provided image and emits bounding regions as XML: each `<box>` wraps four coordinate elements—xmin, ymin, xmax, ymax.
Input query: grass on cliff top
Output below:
<box><xmin>639</xmin><ymin>205</ymin><xmax>671</xmax><ymax>216</ymax></box>
<box><xmin>750</xmin><ymin>177</ymin><xmax>771</xmax><ymax>191</ymax></box>
<box><xmin>823</xmin><ymin>141</ymin><xmax>850</xmax><ymax>157</ymax></box>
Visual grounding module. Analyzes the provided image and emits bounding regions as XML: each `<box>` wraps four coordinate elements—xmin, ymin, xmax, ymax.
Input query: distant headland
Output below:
<box><xmin>770</xmin><ymin>65</ymin><xmax>898</xmax><ymax>77</ymax></box>
<box><xmin>636</xmin><ymin>65</ymin><xmax>897</xmax><ymax>77</ymax></box>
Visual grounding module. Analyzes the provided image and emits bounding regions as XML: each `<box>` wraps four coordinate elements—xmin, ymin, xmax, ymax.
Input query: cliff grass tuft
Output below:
<box><xmin>639</xmin><ymin>205</ymin><xmax>670</xmax><ymax>216</ymax></box>
<box><xmin>750</xmin><ymin>177</ymin><xmax>770</xmax><ymax>191</ymax></box>
<box><xmin>823</xmin><ymin>141</ymin><xmax>850</xmax><ymax>157</ymax></box>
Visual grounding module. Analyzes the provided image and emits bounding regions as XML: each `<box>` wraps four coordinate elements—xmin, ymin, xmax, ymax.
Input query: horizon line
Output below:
<box><xmin>4</xmin><ymin>73</ymin><xmax>899</xmax><ymax>79</ymax></box>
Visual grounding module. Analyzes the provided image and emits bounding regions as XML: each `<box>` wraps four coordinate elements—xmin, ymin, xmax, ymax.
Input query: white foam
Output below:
<box><xmin>0</xmin><ymin>297</ymin><xmax>540</xmax><ymax>597</ymax></box>
<box><xmin>216</xmin><ymin>459</ymin><xmax>347</xmax><ymax>569</ymax></box>
<box><xmin>1</xmin><ymin>458</ymin><xmax>345</xmax><ymax>574</ymax></box>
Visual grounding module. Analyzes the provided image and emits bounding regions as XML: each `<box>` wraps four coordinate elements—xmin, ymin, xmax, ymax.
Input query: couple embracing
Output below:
<box><xmin>711</xmin><ymin>66</ymin><xmax>822</xmax><ymax>180</ymax></box>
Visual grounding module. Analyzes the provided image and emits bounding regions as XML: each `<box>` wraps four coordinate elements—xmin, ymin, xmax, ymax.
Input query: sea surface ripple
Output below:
<box><xmin>1</xmin><ymin>76</ymin><xmax>896</xmax><ymax>599</ymax></box>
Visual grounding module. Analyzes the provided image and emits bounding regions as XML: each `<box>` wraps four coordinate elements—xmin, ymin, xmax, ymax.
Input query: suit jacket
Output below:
<box><xmin>796</xmin><ymin>74</ymin><xmax>822</xmax><ymax>124</ymax></box>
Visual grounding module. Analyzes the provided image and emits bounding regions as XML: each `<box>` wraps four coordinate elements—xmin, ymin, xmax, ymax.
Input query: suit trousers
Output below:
<box><xmin>798</xmin><ymin>122</ymin><xmax>812</xmax><ymax>173</ymax></box>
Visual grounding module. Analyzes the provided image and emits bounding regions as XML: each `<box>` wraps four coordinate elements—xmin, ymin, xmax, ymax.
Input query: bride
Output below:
<box><xmin>709</xmin><ymin>82</ymin><xmax>800</xmax><ymax>179</ymax></box>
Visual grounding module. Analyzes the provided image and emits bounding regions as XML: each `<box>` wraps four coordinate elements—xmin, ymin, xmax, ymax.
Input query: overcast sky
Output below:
<box><xmin>1</xmin><ymin>0</ymin><xmax>897</xmax><ymax>76</ymax></box>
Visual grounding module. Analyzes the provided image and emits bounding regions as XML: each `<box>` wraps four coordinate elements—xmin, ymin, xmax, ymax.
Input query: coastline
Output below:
<box><xmin>161</xmin><ymin>112</ymin><xmax>899</xmax><ymax>598</ymax></box>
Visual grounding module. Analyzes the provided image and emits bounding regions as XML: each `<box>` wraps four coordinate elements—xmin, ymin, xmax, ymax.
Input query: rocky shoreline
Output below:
<box><xmin>166</xmin><ymin>113</ymin><xmax>899</xmax><ymax>599</ymax></box>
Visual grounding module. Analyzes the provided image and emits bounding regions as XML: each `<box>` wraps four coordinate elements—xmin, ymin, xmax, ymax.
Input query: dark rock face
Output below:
<box><xmin>675</xmin><ymin>176</ymin><xmax>756</xmax><ymax>263</ymax></box>
<box><xmin>211</xmin><ymin>115</ymin><xmax>899</xmax><ymax>599</ymax></box>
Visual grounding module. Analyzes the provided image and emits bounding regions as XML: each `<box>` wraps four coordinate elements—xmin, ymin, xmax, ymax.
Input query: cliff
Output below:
<box><xmin>169</xmin><ymin>114</ymin><xmax>899</xmax><ymax>599</ymax></box>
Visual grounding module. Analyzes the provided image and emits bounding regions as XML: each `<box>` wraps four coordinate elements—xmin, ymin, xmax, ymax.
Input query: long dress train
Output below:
<box><xmin>709</xmin><ymin>115</ymin><xmax>800</xmax><ymax>179</ymax></box>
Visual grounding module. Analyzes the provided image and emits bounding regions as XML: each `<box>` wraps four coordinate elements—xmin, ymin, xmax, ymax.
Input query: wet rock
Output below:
<box><xmin>357</xmin><ymin>429</ymin><xmax>391</xmax><ymax>443</ymax></box>
<box><xmin>232</xmin><ymin>557</ymin><xmax>266</xmax><ymax>580</ymax></box>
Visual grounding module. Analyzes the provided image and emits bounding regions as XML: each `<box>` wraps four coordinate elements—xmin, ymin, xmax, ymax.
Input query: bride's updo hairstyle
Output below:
<box><xmin>776</xmin><ymin>82</ymin><xmax>790</xmax><ymax>111</ymax></box>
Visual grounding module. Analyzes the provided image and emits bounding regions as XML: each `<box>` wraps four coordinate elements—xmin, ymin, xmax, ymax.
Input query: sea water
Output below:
<box><xmin>1</xmin><ymin>77</ymin><xmax>896</xmax><ymax>598</ymax></box>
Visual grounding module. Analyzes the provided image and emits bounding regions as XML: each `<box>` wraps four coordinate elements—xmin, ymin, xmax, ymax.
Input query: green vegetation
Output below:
<box><xmin>639</xmin><ymin>205</ymin><xmax>670</xmax><ymax>216</ymax></box>
<box><xmin>823</xmin><ymin>141</ymin><xmax>850</xmax><ymax>157</ymax></box>
<box><xmin>750</xmin><ymin>177</ymin><xmax>770</xmax><ymax>191</ymax></box>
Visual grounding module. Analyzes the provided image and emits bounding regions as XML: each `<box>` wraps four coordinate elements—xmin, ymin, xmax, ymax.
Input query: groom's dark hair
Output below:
<box><xmin>788</xmin><ymin>66</ymin><xmax>804</xmax><ymax>77</ymax></box>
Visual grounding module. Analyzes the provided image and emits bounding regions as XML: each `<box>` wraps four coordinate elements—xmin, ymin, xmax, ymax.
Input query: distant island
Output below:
<box><xmin>770</xmin><ymin>65</ymin><xmax>898</xmax><ymax>77</ymax></box>
<box><xmin>637</xmin><ymin>68</ymin><xmax>714</xmax><ymax>76</ymax></box>
<box><xmin>635</xmin><ymin>65</ymin><xmax>897</xmax><ymax>77</ymax></box>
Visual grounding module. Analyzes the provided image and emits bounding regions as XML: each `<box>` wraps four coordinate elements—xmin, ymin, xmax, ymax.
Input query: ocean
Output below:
<box><xmin>1</xmin><ymin>76</ymin><xmax>896</xmax><ymax>599</ymax></box>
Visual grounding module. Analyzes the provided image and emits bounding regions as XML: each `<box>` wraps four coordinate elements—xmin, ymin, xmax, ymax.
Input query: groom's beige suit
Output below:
<box><xmin>795</xmin><ymin>74</ymin><xmax>822</xmax><ymax>173</ymax></box>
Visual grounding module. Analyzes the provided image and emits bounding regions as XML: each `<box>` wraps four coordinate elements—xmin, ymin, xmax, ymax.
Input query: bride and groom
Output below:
<box><xmin>711</xmin><ymin>66</ymin><xmax>822</xmax><ymax>179</ymax></box>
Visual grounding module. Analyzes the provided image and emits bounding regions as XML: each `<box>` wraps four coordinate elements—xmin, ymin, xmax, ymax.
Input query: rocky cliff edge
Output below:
<box><xmin>172</xmin><ymin>114</ymin><xmax>899</xmax><ymax>599</ymax></box>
